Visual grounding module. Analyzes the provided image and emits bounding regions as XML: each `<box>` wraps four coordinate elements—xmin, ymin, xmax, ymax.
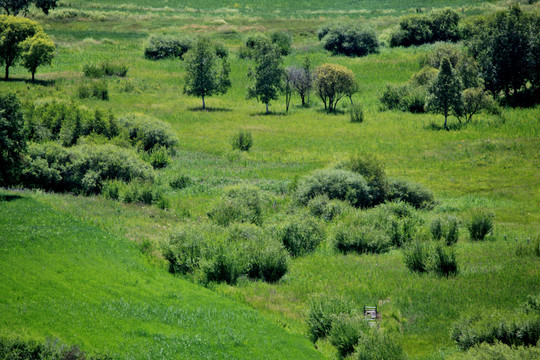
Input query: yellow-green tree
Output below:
<box><xmin>314</xmin><ymin>63</ymin><xmax>357</xmax><ymax>113</ymax></box>
<box><xmin>20</xmin><ymin>31</ymin><xmax>55</xmax><ymax>81</ymax></box>
<box><xmin>0</xmin><ymin>15</ymin><xmax>41</xmax><ymax>79</ymax></box>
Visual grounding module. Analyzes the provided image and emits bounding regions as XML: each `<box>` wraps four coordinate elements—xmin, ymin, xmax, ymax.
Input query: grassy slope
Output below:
<box><xmin>0</xmin><ymin>191</ymin><xmax>323</xmax><ymax>360</ymax></box>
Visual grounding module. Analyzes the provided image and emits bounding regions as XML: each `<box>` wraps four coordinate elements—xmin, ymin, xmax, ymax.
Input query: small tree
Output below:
<box><xmin>283</xmin><ymin>68</ymin><xmax>292</xmax><ymax>113</ymax></box>
<box><xmin>314</xmin><ymin>63</ymin><xmax>357</xmax><ymax>113</ymax></box>
<box><xmin>20</xmin><ymin>31</ymin><xmax>55</xmax><ymax>81</ymax></box>
<box><xmin>0</xmin><ymin>92</ymin><xmax>26</xmax><ymax>186</ymax></box>
<box><xmin>288</xmin><ymin>62</ymin><xmax>312</xmax><ymax>107</ymax></box>
<box><xmin>0</xmin><ymin>15</ymin><xmax>41</xmax><ymax>79</ymax></box>
<box><xmin>247</xmin><ymin>42</ymin><xmax>284</xmax><ymax>114</ymax></box>
<box><xmin>183</xmin><ymin>37</ymin><xmax>231</xmax><ymax>110</ymax></box>
<box><xmin>0</xmin><ymin>0</ymin><xmax>57</xmax><ymax>15</ymax></box>
<box><xmin>426</xmin><ymin>58</ymin><xmax>463</xmax><ymax>129</ymax></box>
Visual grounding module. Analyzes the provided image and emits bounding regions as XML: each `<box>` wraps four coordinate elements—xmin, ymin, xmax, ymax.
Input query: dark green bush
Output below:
<box><xmin>231</xmin><ymin>130</ymin><xmax>253</xmax><ymax>151</ymax></box>
<box><xmin>77</xmin><ymin>80</ymin><xmax>109</xmax><ymax>100</ymax></box>
<box><xmin>163</xmin><ymin>225</ymin><xmax>210</xmax><ymax>274</ymax></box>
<box><xmin>431</xmin><ymin>216</ymin><xmax>459</xmax><ymax>245</ymax></box>
<box><xmin>337</xmin><ymin>154</ymin><xmax>388</xmax><ymax>206</ymax></box>
<box><xmin>83</xmin><ymin>61</ymin><xmax>128</xmax><ymax>78</ymax></box>
<box><xmin>0</xmin><ymin>92</ymin><xmax>26</xmax><ymax>187</ymax></box>
<box><xmin>144</xmin><ymin>35</ymin><xmax>193</xmax><ymax>60</ymax></box>
<box><xmin>433</xmin><ymin>244</ymin><xmax>458</xmax><ymax>277</ymax></box>
<box><xmin>169</xmin><ymin>174</ymin><xmax>192</xmax><ymax>190</ymax></box>
<box><xmin>403</xmin><ymin>240</ymin><xmax>431</xmax><ymax>273</ymax></box>
<box><xmin>243</xmin><ymin>235</ymin><xmax>289</xmax><ymax>282</ymax></box>
<box><xmin>208</xmin><ymin>185</ymin><xmax>263</xmax><ymax>226</ymax></box>
<box><xmin>329</xmin><ymin>314</ymin><xmax>370</xmax><ymax>358</ymax></box>
<box><xmin>387</xmin><ymin>178</ymin><xmax>434</xmax><ymax>209</ymax></box>
<box><xmin>269</xmin><ymin>30</ymin><xmax>293</xmax><ymax>56</ymax></box>
<box><xmin>117</xmin><ymin>114</ymin><xmax>178</xmax><ymax>152</ymax></box>
<box><xmin>101</xmin><ymin>179</ymin><xmax>122</xmax><ymax>200</ymax></box>
<box><xmin>307</xmin><ymin>195</ymin><xmax>348</xmax><ymax>221</ymax></box>
<box><xmin>143</xmin><ymin>145</ymin><xmax>171</xmax><ymax>169</ymax></box>
<box><xmin>296</xmin><ymin>169</ymin><xmax>371</xmax><ymax>208</ymax></box>
<box><xmin>353</xmin><ymin>329</ymin><xmax>406</xmax><ymax>360</ymax></box>
<box><xmin>333</xmin><ymin>223</ymin><xmax>392</xmax><ymax>255</ymax></box>
<box><xmin>379</xmin><ymin>84</ymin><xmax>427</xmax><ymax>113</ymax></box>
<box><xmin>0</xmin><ymin>337</ymin><xmax>111</xmax><ymax>360</ymax></box>
<box><xmin>278</xmin><ymin>214</ymin><xmax>325</xmax><ymax>257</ymax></box>
<box><xmin>319</xmin><ymin>23</ymin><xmax>379</xmax><ymax>57</ymax></box>
<box><xmin>467</xmin><ymin>210</ymin><xmax>494</xmax><ymax>241</ymax></box>
<box><xmin>306</xmin><ymin>295</ymin><xmax>354</xmax><ymax>343</ymax></box>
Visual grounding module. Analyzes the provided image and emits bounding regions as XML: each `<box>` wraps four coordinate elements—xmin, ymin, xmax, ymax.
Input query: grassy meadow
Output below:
<box><xmin>1</xmin><ymin>0</ymin><xmax>539</xmax><ymax>359</ymax></box>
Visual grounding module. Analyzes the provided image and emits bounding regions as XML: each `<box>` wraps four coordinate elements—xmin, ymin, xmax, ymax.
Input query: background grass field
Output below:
<box><xmin>1</xmin><ymin>0</ymin><xmax>539</xmax><ymax>359</ymax></box>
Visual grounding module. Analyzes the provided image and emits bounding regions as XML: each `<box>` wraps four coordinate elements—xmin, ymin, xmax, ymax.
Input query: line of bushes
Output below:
<box><xmin>0</xmin><ymin>337</ymin><xmax>111</xmax><ymax>360</ymax></box>
<box><xmin>83</xmin><ymin>61</ymin><xmax>128</xmax><ymax>78</ymax></box>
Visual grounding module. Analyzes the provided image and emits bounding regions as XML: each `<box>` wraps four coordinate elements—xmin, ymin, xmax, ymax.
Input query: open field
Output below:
<box><xmin>1</xmin><ymin>0</ymin><xmax>539</xmax><ymax>359</ymax></box>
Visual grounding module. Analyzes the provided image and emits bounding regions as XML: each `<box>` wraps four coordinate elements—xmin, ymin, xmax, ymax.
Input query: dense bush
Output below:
<box><xmin>353</xmin><ymin>329</ymin><xmax>406</xmax><ymax>360</ymax></box>
<box><xmin>433</xmin><ymin>244</ymin><xmax>458</xmax><ymax>277</ymax></box>
<box><xmin>296</xmin><ymin>169</ymin><xmax>371</xmax><ymax>208</ymax></box>
<box><xmin>318</xmin><ymin>23</ymin><xmax>379</xmax><ymax>57</ymax></box>
<box><xmin>278</xmin><ymin>214</ymin><xmax>325</xmax><ymax>257</ymax></box>
<box><xmin>451</xmin><ymin>312</ymin><xmax>540</xmax><ymax>350</ymax></box>
<box><xmin>77</xmin><ymin>80</ymin><xmax>109</xmax><ymax>100</ymax></box>
<box><xmin>379</xmin><ymin>84</ymin><xmax>427</xmax><ymax>113</ymax></box>
<box><xmin>390</xmin><ymin>9</ymin><xmax>461</xmax><ymax>47</ymax></box>
<box><xmin>431</xmin><ymin>216</ymin><xmax>459</xmax><ymax>245</ymax></box>
<box><xmin>467</xmin><ymin>210</ymin><xmax>494</xmax><ymax>241</ymax></box>
<box><xmin>403</xmin><ymin>240</ymin><xmax>432</xmax><ymax>273</ymax></box>
<box><xmin>269</xmin><ymin>30</ymin><xmax>293</xmax><ymax>56</ymax></box>
<box><xmin>306</xmin><ymin>295</ymin><xmax>354</xmax><ymax>343</ymax></box>
<box><xmin>0</xmin><ymin>92</ymin><xmax>26</xmax><ymax>187</ymax></box>
<box><xmin>387</xmin><ymin>178</ymin><xmax>434</xmax><ymax>209</ymax></box>
<box><xmin>307</xmin><ymin>195</ymin><xmax>349</xmax><ymax>221</ymax></box>
<box><xmin>117</xmin><ymin>114</ymin><xmax>178</xmax><ymax>152</ymax></box>
<box><xmin>333</xmin><ymin>223</ymin><xmax>392</xmax><ymax>255</ymax></box>
<box><xmin>231</xmin><ymin>130</ymin><xmax>253</xmax><ymax>151</ymax></box>
<box><xmin>0</xmin><ymin>337</ymin><xmax>111</xmax><ymax>360</ymax></box>
<box><xmin>118</xmin><ymin>180</ymin><xmax>165</xmax><ymax>205</ymax></box>
<box><xmin>208</xmin><ymin>185</ymin><xmax>263</xmax><ymax>226</ymax></box>
<box><xmin>169</xmin><ymin>174</ymin><xmax>192</xmax><ymax>190</ymax></box>
<box><xmin>142</xmin><ymin>145</ymin><xmax>171</xmax><ymax>169</ymax></box>
<box><xmin>329</xmin><ymin>314</ymin><xmax>370</xmax><ymax>358</ymax></box>
<box><xmin>83</xmin><ymin>61</ymin><xmax>128</xmax><ymax>78</ymax></box>
<box><xmin>447</xmin><ymin>342</ymin><xmax>540</xmax><ymax>360</ymax></box>
<box><xmin>21</xmin><ymin>142</ymin><xmax>154</xmax><ymax>194</ymax></box>
<box><xmin>144</xmin><ymin>35</ymin><xmax>193</xmax><ymax>60</ymax></box>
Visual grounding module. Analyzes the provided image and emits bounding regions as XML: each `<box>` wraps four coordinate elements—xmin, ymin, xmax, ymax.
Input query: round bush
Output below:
<box><xmin>329</xmin><ymin>314</ymin><xmax>370</xmax><ymax>358</ymax></box>
<box><xmin>278</xmin><ymin>215</ymin><xmax>325</xmax><ymax>257</ymax></box>
<box><xmin>296</xmin><ymin>169</ymin><xmax>371</xmax><ymax>208</ymax></box>
<box><xmin>208</xmin><ymin>185</ymin><xmax>263</xmax><ymax>226</ymax></box>
<box><xmin>387</xmin><ymin>178</ymin><xmax>434</xmax><ymax>209</ymax></box>
<box><xmin>118</xmin><ymin>114</ymin><xmax>178</xmax><ymax>152</ymax></box>
<box><xmin>319</xmin><ymin>23</ymin><xmax>379</xmax><ymax>57</ymax></box>
<box><xmin>467</xmin><ymin>210</ymin><xmax>494</xmax><ymax>241</ymax></box>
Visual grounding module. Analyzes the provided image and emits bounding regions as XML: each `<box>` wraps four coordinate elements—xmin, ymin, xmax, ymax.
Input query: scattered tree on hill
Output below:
<box><xmin>20</xmin><ymin>31</ymin><xmax>55</xmax><ymax>81</ymax></box>
<box><xmin>0</xmin><ymin>92</ymin><xmax>26</xmax><ymax>186</ymax></box>
<box><xmin>247</xmin><ymin>42</ymin><xmax>284</xmax><ymax>114</ymax></box>
<box><xmin>0</xmin><ymin>0</ymin><xmax>57</xmax><ymax>15</ymax></box>
<box><xmin>288</xmin><ymin>58</ymin><xmax>313</xmax><ymax>107</ymax></box>
<box><xmin>314</xmin><ymin>63</ymin><xmax>358</xmax><ymax>113</ymax></box>
<box><xmin>426</xmin><ymin>58</ymin><xmax>463</xmax><ymax>129</ymax></box>
<box><xmin>0</xmin><ymin>15</ymin><xmax>41</xmax><ymax>79</ymax></box>
<box><xmin>183</xmin><ymin>37</ymin><xmax>231</xmax><ymax>110</ymax></box>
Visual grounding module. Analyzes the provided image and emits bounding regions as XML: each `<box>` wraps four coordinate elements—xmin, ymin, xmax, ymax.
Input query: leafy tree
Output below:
<box><xmin>0</xmin><ymin>92</ymin><xmax>26</xmax><ymax>186</ymax></box>
<box><xmin>0</xmin><ymin>15</ymin><xmax>41</xmax><ymax>79</ymax></box>
<box><xmin>247</xmin><ymin>42</ymin><xmax>284</xmax><ymax>114</ymax></box>
<box><xmin>183</xmin><ymin>37</ymin><xmax>231</xmax><ymax>110</ymax></box>
<box><xmin>426</xmin><ymin>58</ymin><xmax>463</xmax><ymax>129</ymax></box>
<box><xmin>287</xmin><ymin>59</ymin><xmax>313</xmax><ymax>107</ymax></box>
<box><xmin>20</xmin><ymin>31</ymin><xmax>55</xmax><ymax>81</ymax></box>
<box><xmin>0</xmin><ymin>0</ymin><xmax>57</xmax><ymax>15</ymax></box>
<box><xmin>454</xmin><ymin>87</ymin><xmax>498</xmax><ymax>123</ymax></box>
<box><xmin>269</xmin><ymin>30</ymin><xmax>292</xmax><ymax>56</ymax></box>
<box><xmin>283</xmin><ymin>68</ymin><xmax>292</xmax><ymax>113</ymax></box>
<box><xmin>314</xmin><ymin>63</ymin><xmax>357</xmax><ymax>113</ymax></box>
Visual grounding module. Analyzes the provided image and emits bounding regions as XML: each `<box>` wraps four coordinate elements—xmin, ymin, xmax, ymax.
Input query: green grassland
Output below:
<box><xmin>1</xmin><ymin>0</ymin><xmax>539</xmax><ymax>359</ymax></box>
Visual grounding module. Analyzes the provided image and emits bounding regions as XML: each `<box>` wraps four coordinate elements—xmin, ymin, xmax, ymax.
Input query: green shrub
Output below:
<box><xmin>169</xmin><ymin>174</ymin><xmax>192</xmax><ymax>190</ymax></box>
<box><xmin>353</xmin><ymin>329</ymin><xmax>406</xmax><ymax>360</ymax></box>
<box><xmin>117</xmin><ymin>114</ymin><xmax>178</xmax><ymax>152</ymax></box>
<box><xmin>242</xmin><ymin>234</ymin><xmax>289</xmax><ymax>283</ymax></box>
<box><xmin>467</xmin><ymin>210</ymin><xmax>494</xmax><ymax>241</ymax></box>
<box><xmin>333</xmin><ymin>223</ymin><xmax>392</xmax><ymax>255</ymax></box>
<box><xmin>379</xmin><ymin>84</ymin><xmax>403</xmax><ymax>110</ymax></box>
<box><xmin>403</xmin><ymin>240</ymin><xmax>431</xmax><ymax>273</ymax></box>
<box><xmin>307</xmin><ymin>195</ymin><xmax>348</xmax><ymax>222</ymax></box>
<box><xmin>83</xmin><ymin>61</ymin><xmax>128</xmax><ymax>78</ymax></box>
<box><xmin>163</xmin><ymin>225</ymin><xmax>209</xmax><ymax>274</ymax></box>
<box><xmin>144</xmin><ymin>145</ymin><xmax>171</xmax><ymax>169</ymax></box>
<box><xmin>101</xmin><ymin>180</ymin><xmax>122</xmax><ymax>200</ymax></box>
<box><xmin>296</xmin><ymin>169</ymin><xmax>371</xmax><ymax>208</ymax></box>
<box><xmin>306</xmin><ymin>295</ymin><xmax>354</xmax><ymax>343</ymax></box>
<box><xmin>337</xmin><ymin>154</ymin><xmax>388</xmax><ymax>206</ymax></box>
<box><xmin>200</xmin><ymin>242</ymin><xmax>244</xmax><ymax>285</ymax></box>
<box><xmin>433</xmin><ymin>244</ymin><xmax>458</xmax><ymax>277</ymax></box>
<box><xmin>329</xmin><ymin>314</ymin><xmax>370</xmax><ymax>358</ymax></box>
<box><xmin>0</xmin><ymin>337</ymin><xmax>111</xmax><ymax>360</ymax></box>
<box><xmin>77</xmin><ymin>80</ymin><xmax>109</xmax><ymax>100</ymax></box>
<box><xmin>431</xmin><ymin>216</ymin><xmax>460</xmax><ymax>245</ymax></box>
<box><xmin>208</xmin><ymin>185</ymin><xmax>263</xmax><ymax>226</ymax></box>
<box><xmin>231</xmin><ymin>130</ymin><xmax>253</xmax><ymax>151</ymax></box>
<box><xmin>144</xmin><ymin>35</ymin><xmax>193</xmax><ymax>60</ymax></box>
<box><xmin>387</xmin><ymin>178</ymin><xmax>434</xmax><ymax>209</ymax></box>
<box><xmin>278</xmin><ymin>214</ymin><xmax>325</xmax><ymax>257</ymax></box>
<box><xmin>350</xmin><ymin>103</ymin><xmax>364</xmax><ymax>123</ymax></box>
<box><xmin>269</xmin><ymin>30</ymin><xmax>293</xmax><ymax>56</ymax></box>
<box><xmin>447</xmin><ymin>342</ymin><xmax>540</xmax><ymax>360</ymax></box>
<box><xmin>319</xmin><ymin>23</ymin><xmax>379</xmax><ymax>57</ymax></box>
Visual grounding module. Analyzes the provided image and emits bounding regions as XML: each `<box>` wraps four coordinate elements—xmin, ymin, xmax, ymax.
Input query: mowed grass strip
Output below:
<box><xmin>0</xmin><ymin>191</ymin><xmax>323</xmax><ymax>360</ymax></box>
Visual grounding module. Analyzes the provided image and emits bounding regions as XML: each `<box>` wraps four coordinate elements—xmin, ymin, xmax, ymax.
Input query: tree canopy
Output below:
<box><xmin>314</xmin><ymin>63</ymin><xmax>357</xmax><ymax>113</ymax></box>
<box><xmin>0</xmin><ymin>0</ymin><xmax>57</xmax><ymax>15</ymax></box>
<box><xmin>247</xmin><ymin>42</ymin><xmax>284</xmax><ymax>114</ymax></box>
<box><xmin>426</xmin><ymin>58</ymin><xmax>463</xmax><ymax>129</ymax></box>
<box><xmin>0</xmin><ymin>92</ymin><xmax>26</xmax><ymax>186</ymax></box>
<box><xmin>20</xmin><ymin>31</ymin><xmax>55</xmax><ymax>81</ymax></box>
<box><xmin>0</xmin><ymin>15</ymin><xmax>41</xmax><ymax>79</ymax></box>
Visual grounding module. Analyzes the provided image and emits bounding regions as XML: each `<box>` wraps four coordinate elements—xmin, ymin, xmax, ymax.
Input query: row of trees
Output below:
<box><xmin>183</xmin><ymin>36</ymin><xmax>358</xmax><ymax>114</ymax></box>
<box><xmin>0</xmin><ymin>15</ymin><xmax>55</xmax><ymax>80</ymax></box>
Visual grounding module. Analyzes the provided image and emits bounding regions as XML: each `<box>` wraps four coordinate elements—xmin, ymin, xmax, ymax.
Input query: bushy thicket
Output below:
<box><xmin>77</xmin><ymin>80</ymin><xmax>109</xmax><ymax>100</ymax></box>
<box><xmin>329</xmin><ymin>314</ymin><xmax>370</xmax><ymax>357</ymax></box>
<box><xmin>353</xmin><ymin>329</ymin><xmax>406</xmax><ymax>360</ymax></box>
<box><xmin>0</xmin><ymin>337</ymin><xmax>111</xmax><ymax>360</ymax></box>
<box><xmin>231</xmin><ymin>130</ymin><xmax>253</xmax><ymax>151</ymax></box>
<box><xmin>403</xmin><ymin>240</ymin><xmax>458</xmax><ymax>276</ymax></box>
<box><xmin>379</xmin><ymin>83</ymin><xmax>428</xmax><ymax>113</ymax></box>
<box><xmin>144</xmin><ymin>35</ymin><xmax>193</xmax><ymax>60</ymax></box>
<box><xmin>307</xmin><ymin>195</ymin><xmax>349</xmax><ymax>222</ymax></box>
<box><xmin>390</xmin><ymin>8</ymin><xmax>461</xmax><ymax>47</ymax></box>
<box><xmin>387</xmin><ymin>178</ymin><xmax>434</xmax><ymax>209</ymax></box>
<box><xmin>277</xmin><ymin>214</ymin><xmax>325</xmax><ymax>257</ymax></box>
<box><xmin>83</xmin><ymin>61</ymin><xmax>128</xmax><ymax>78</ymax></box>
<box><xmin>163</xmin><ymin>223</ymin><xmax>288</xmax><ymax>284</ymax></box>
<box><xmin>451</xmin><ymin>311</ymin><xmax>540</xmax><ymax>350</ymax></box>
<box><xmin>240</xmin><ymin>31</ymin><xmax>292</xmax><ymax>59</ymax></box>
<box><xmin>467</xmin><ymin>210</ymin><xmax>494</xmax><ymax>241</ymax></box>
<box><xmin>447</xmin><ymin>342</ymin><xmax>540</xmax><ymax>360</ymax></box>
<box><xmin>306</xmin><ymin>295</ymin><xmax>354</xmax><ymax>343</ymax></box>
<box><xmin>102</xmin><ymin>179</ymin><xmax>167</xmax><ymax>206</ymax></box>
<box><xmin>20</xmin><ymin>142</ymin><xmax>154</xmax><ymax>194</ymax></box>
<box><xmin>318</xmin><ymin>23</ymin><xmax>379</xmax><ymax>57</ymax></box>
<box><xmin>208</xmin><ymin>185</ymin><xmax>263</xmax><ymax>226</ymax></box>
<box><xmin>333</xmin><ymin>223</ymin><xmax>392</xmax><ymax>255</ymax></box>
<box><xmin>117</xmin><ymin>114</ymin><xmax>178</xmax><ymax>152</ymax></box>
<box><xmin>430</xmin><ymin>215</ymin><xmax>459</xmax><ymax>245</ymax></box>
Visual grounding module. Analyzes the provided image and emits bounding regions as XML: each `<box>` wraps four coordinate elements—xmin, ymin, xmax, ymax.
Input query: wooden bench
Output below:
<box><xmin>364</xmin><ymin>305</ymin><xmax>378</xmax><ymax>326</ymax></box>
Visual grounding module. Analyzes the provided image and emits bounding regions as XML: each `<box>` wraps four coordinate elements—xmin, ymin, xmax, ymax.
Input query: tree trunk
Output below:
<box><xmin>202</xmin><ymin>96</ymin><xmax>205</xmax><ymax>110</ymax></box>
<box><xmin>4</xmin><ymin>65</ymin><xmax>9</xmax><ymax>80</ymax></box>
<box><xmin>301</xmin><ymin>95</ymin><xmax>305</xmax><ymax>107</ymax></box>
<box><xmin>266</xmin><ymin>103</ymin><xmax>269</xmax><ymax>114</ymax></box>
<box><xmin>444</xmin><ymin>114</ymin><xmax>448</xmax><ymax>130</ymax></box>
<box><xmin>32</xmin><ymin>71</ymin><xmax>35</xmax><ymax>82</ymax></box>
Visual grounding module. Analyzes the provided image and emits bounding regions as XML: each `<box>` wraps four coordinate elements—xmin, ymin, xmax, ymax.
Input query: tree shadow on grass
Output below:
<box><xmin>188</xmin><ymin>106</ymin><xmax>232</xmax><ymax>112</ymax></box>
<box><xmin>0</xmin><ymin>194</ymin><xmax>23</xmax><ymax>202</ymax></box>
<box><xmin>1</xmin><ymin>78</ymin><xmax>55</xmax><ymax>87</ymax></box>
<box><xmin>314</xmin><ymin>108</ymin><xmax>347</xmax><ymax>115</ymax></box>
<box><xmin>249</xmin><ymin>110</ymin><xmax>289</xmax><ymax>117</ymax></box>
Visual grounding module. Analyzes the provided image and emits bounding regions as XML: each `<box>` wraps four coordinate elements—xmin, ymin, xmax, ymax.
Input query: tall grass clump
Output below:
<box><xmin>447</xmin><ymin>342</ymin><xmax>540</xmax><ymax>360</ymax></box>
<box><xmin>467</xmin><ymin>210</ymin><xmax>494</xmax><ymax>241</ymax></box>
<box><xmin>433</xmin><ymin>244</ymin><xmax>458</xmax><ymax>277</ymax></box>
<box><xmin>431</xmin><ymin>216</ymin><xmax>459</xmax><ymax>245</ymax></box>
<box><xmin>83</xmin><ymin>61</ymin><xmax>128</xmax><ymax>78</ymax></box>
<box><xmin>277</xmin><ymin>214</ymin><xmax>325</xmax><ymax>257</ymax></box>
<box><xmin>350</xmin><ymin>103</ymin><xmax>364</xmax><ymax>123</ymax></box>
<box><xmin>208</xmin><ymin>185</ymin><xmax>263</xmax><ymax>226</ymax></box>
<box><xmin>77</xmin><ymin>80</ymin><xmax>109</xmax><ymax>100</ymax></box>
<box><xmin>231</xmin><ymin>130</ymin><xmax>253</xmax><ymax>151</ymax></box>
<box><xmin>333</xmin><ymin>223</ymin><xmax>392</xmax><ymax>255</ymax></box>
<box><xmin>329</xmin><ymin>314</ymin><xmax>370</xmax><ymax>358</ymax></box>
<box><xmin>0</xmin><ymin>338</ymin><xmax>112</xmax><ymax>360</ymax></box>
<box><xmin>353</xmin><ymin>329</ymin><xmax>406</xmax><ymax>360</ymax></box>
<box><xmin>403</xmin><ymin>240</ymin><xmax>431</xmax><ymax>273</ymax></box>
<box><xmin>306</xmin><ymin>295</ymin><xmax>354</xmax><ymax>343</ymax></box>
<box><xmin>307</xmin><ymin>195</ymin><xmax>349</xmax><ymax>221</ymax></box>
